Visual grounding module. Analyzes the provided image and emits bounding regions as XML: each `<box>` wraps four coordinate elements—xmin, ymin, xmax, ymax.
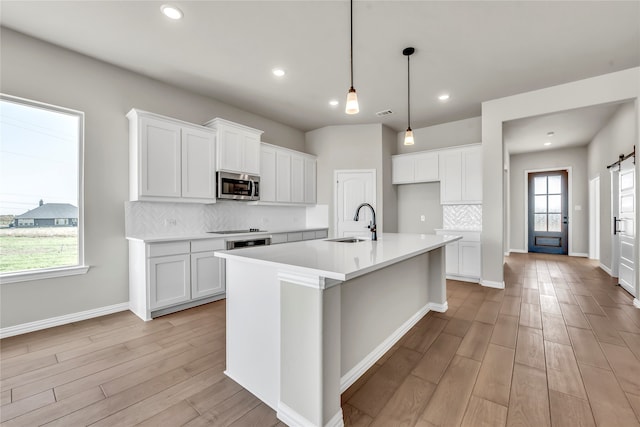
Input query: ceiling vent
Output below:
<box><xmin>375</xmin><ymin>109</ymin><xmax>393</xmax><ymax>117</ymax></box>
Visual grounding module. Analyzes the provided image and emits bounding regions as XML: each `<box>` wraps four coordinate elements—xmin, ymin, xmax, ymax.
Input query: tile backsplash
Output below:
<box><xmin>442</xmin><ymin>204</ymin><xmax>482</xmax><ymax>230</ymax></box>
<box><xmin>125</xmin><ymin>201</ymin><xmax>311</xmax><ymax>238</ymax></box>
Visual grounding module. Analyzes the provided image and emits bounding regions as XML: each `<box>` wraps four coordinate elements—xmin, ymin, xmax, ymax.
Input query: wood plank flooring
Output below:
<box><xmin>2</xmin><ymin>253</ymin><xmax>640</xmax><ymax>426</ymax></box>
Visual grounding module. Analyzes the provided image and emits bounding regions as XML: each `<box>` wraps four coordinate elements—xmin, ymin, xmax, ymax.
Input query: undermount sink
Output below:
<box><xmin>326</xmin><ymin>237</ymin><xmax>368</xmax><ymax>243</ymax></box>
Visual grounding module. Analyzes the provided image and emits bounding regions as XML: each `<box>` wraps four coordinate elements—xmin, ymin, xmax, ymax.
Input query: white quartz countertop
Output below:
<box><xmin>215</xmin><ymin>233</ymin><xmax>462</xmax><ymax>281</ymax></box>
<box><xmin>126</xmin><ymin>227</ymin><xmax>328</xmax><ymax>243</ymax></box>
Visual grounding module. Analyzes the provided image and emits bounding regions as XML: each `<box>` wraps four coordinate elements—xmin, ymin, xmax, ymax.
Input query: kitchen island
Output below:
<box><xmin>215</xmin><ymin>233</ymin><xmax>461</xmax><ymax>427</ymax></box>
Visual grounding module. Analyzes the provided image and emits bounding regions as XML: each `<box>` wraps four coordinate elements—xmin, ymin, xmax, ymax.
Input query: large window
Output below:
<box><xmin>0</xmin><ymin>94</ymin><xmax>87</xmax><ymax>282</ymax></box>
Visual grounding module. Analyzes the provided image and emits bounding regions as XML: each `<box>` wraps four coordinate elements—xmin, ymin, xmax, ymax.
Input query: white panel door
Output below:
<box><xmin>140</xmin><ymin>116</ymin><xmax>181</xmax><ymax>198</ymax></box>
<box><xmin>617</xmin><ymin>158</ymin><xmax>636</xmax><ymax>297</ymax></box>
<box><xmin>335</xmin><ymin>170</ymin><xmax>376</xmax><ymax>238</ymax></box>
<box><xmin>181</xmin><ymin>127</ymin><xmax>216</xmax><ymax>200</ymax></box>
<box><xmin>445</xmin><ymin>241</ymin><xmax>459</xmax><ymax>275</ymax></box>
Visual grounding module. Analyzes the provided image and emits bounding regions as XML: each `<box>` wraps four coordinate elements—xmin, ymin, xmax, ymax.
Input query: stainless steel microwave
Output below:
<box><xmin>217</xmin><ymin>172</ymin><xmax>260</xmax><ymax>201</ymax></box>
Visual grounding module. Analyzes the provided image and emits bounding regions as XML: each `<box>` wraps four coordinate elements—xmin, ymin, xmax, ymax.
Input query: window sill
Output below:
<box><xmin>0</xmin><ymin>265</ymin><xmax>90</xmax><ymax>284</ymax></box>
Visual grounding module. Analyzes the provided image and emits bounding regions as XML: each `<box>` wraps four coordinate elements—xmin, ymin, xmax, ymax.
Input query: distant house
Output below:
<box><xmin>14</xmin><ymin>202</ymin><xmax>78</xmax><ymax>227</ymax></box>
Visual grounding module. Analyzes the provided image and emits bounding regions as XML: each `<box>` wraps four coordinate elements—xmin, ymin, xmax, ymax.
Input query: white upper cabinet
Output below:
<box><xmin>181</xmin><ymin>127</ymin><xmax>217</xmax><ymax>200</ymax></box>
<box><xmin>128</xmin><ymin>109</ymin><xmax>216</xmax><ymax>203</ymax></box>
<box><xmin>291</xmin><ymin>154</ymin><xmax>305</xmax><ymax>203</ymax></box>
<box><xmin>439</xmin><ymin>145</ymin><xmax>482</xmax><ymax>204</ymax></box>
<box><xmin>304</xmin><ymin>157</ymin><xmax>317</xmax><ymax>204</ymax></box>
<box><xmin>392</xmin><ymin>151</ymin><xmax>439</xmax><ymax>184</ymax></box>
<box><xmin>461</xmin><ymin>146</ymin><xmax>482</xmax><ymax>202</ymax></box>
<box><xmin>259</xmin><ymin>143</ymin><xmax>317</xmax><ymax>205</ymax></box>
<box><xmin>203</xmin><ymin>118</ymin><xmax>263</xmax><ymax>175</ymax></box>
<box><xmin>276</xmin><ymin>150</ymin><xmax>292</xmax><ymax>202</ymax></box>
<box><xmin>260</xmin><ymin>145</ymin><xmax>277</xmax><ymax>202</ymax></box>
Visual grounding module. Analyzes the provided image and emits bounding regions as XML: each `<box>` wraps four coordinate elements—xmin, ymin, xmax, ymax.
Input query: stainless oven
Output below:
<box><xmin>217</xmin><ymin>172</ymin><xmax>260</xmax><ymax>201</ymax></box>
<box><xmin>226</xmin><ymin>236</ymin><xmax>271</xmax><ymax>250</ymax></box>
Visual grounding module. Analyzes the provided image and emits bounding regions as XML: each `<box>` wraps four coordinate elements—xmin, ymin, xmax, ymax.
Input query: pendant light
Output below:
<box><xmin>403</xmin><ymin>47</ymin><xmax>415</xmax><ymax>145</ymax></box>
<box><xmin>345</xmin><ymin>0</ymin><xmax>359</xmax><ymax>114</ymax></box>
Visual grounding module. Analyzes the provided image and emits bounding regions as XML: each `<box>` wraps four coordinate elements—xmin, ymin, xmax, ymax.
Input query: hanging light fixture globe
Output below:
<box><xmin>403</xmin><ymin>47</ymin><xmax>415</xmax><ymax>145</ymax></box>
<box><xmin>345</xmin><ymin>0</ymin><xmax>359</xmax><ymax>114</ymax></box>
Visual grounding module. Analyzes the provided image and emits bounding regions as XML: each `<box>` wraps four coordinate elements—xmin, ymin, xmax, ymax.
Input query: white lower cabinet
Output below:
<box><xmin>149</xmin><ymin>254</ymin><xmax>191</xmax><ymax>310</ymax></box>
<box><xmin>269</xmin><ymin>229</ymin><xmax>328</xmax><ymax>245</ymax></box>
<box><xmin>129</xmin><ymin>238</ymin><xmax>225</xmax><ymax>320</ymax></box>
<box><xmin>436</xmin><ymin>230</ymin><xmax>481</xmax><ymax>282</ymax></box>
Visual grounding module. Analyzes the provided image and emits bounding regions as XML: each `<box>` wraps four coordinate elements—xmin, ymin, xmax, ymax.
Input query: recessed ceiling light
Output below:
<box><xmin>547</xmin><ymin>131</ymin><xmax>555</xmax><ymax>137</ymax></box>
<box><xmin>438</xmin><ymin>94</ymin><xmax>450</xmax><ymax>101</ymax></box>
<box><xmin>544</xmin><ymin>142</ymin><xmax>552</xmax><ymax>146</ymax></box>
<box><xmin>329</xmin><ymin>100</ymin><xmax>339</xmax><ymax>107</ymax></box>
<box><xmin>160</xmin><ymin>5</ymin><xmax>183</xmax><ymax>20</ymax></box>
<box><xmin>272</xmin><ymin>68</ymin><xmax>285</xmax><ymax>77</ymax></box>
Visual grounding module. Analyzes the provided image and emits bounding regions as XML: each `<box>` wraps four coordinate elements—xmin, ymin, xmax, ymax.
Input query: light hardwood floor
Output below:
<box><xmin>2</xmin><ymin>253</ymin><xmax>640</xmax><ymax>426</ymax></box>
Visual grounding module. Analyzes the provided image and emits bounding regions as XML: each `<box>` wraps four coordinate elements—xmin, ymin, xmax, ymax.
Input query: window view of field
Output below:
<box><xmin>0</xmin><ymin>226</ymin><xmax>78</xmax><ymax>273</ymax></box>
<box><xmin>1</xmin><ymin>96</ymin><xmax>82</xmax><ymax>275</ymax></box>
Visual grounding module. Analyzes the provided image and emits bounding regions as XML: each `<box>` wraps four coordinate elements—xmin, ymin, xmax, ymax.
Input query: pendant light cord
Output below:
<box><xmin>350</xmin><ymin>0</ymin><xmax>354</xmax><ymax>88</ymax></box>
<box><xmin>407</xmin><ymin>54</ymin><xmax>411</xmax><ymax>128</ymax></box>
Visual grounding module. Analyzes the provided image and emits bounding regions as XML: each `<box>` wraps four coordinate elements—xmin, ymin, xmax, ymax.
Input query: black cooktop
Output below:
<box><xmin>207</xmin><ymin>229</ymin><xmax>267</xmax><ymax>234</ymax></box>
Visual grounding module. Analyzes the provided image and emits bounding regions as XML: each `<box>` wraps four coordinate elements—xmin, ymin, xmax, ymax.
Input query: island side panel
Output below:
<box><xmin>427</xmin><ymin>246</ymin><xmax>448</xmax><ymax>311</ymax></box>
<box><xmin>279</xmin><ymin>280</ymin><xmax>342</xmax><ymax>427</ymax></box>
<box><xmin>340</xmin><ymin>251</ymin><xmax>436</xmax><ymax>385</ymax></box>
<box><xmin>224</xmin><ymin>258</ymin><xmax>280</xmax><ymax>409</ymax></box>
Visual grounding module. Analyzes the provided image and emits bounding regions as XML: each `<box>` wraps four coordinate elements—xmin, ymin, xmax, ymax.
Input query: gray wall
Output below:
<box><xmin>509</xmin><ymin>146</ymin><xmax>589</xmax><ymax>255</ymax></box>
<box><xmin>0</xmin><ymin>28</ymin><xmax>305</xmax><ymax>328</ymax></box>
<box><xmin>397</xmin><ymin>183</ymin><xmax>442</xmax><ymax>234</ymax></box>
<box><xmin>396</xmin><ymin>117</ymin><xmax>481</xmax><ymax>154</ymax></box>
<box><xmin>381</xmin><ymin>124</ymin><xmax>398</xmax><ymax>233</ymax></box>
<box><xmin>304</xmin><ymin>124</ymin><xmax>395</xmax><ymax>236</ymax></box>
<box><xmin>587</xmin><ymin>101</ymin><xmax>637</xmax><ymax>270</ymax></box>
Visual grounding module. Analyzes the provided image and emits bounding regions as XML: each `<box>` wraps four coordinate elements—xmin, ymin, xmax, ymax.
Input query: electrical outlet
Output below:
<box><xmin>164</xmin><ymin>218</ymin><xmax>177</xmax><ymax>226</ymax></box>
<box><xmin>420</xmin><ymin>215</ymin><xmax>425</xmax><ymax>222</ymax></box>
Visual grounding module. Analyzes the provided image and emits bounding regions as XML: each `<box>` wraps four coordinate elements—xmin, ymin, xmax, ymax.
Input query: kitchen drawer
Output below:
<box><xmin>302</xmin><ymin>231</ymin><xmax>316</xmax><ymax>240</ymax></box>
<box><xmin>191</xmin><ymin>239</ymin><xmax>225</xmax><ymax>253</ymax></box>
<box><xmin>315</xmin><ymin>229</ymin><xmax>328</xmax><ymax>239</ymax></box>
<box><xmin>287</xmin><ymin>232</ymin><xmax>303</xmax><ymax>242</ymax></box>
<box><xmin>148</xmin><ymin>241</ymin><xmax>190</xmax><ymax>257</ymax></box>
<box><xmin>270</xmin><ymin>233</ymin><xmax>288</xmax><ymax>244</ymax></box>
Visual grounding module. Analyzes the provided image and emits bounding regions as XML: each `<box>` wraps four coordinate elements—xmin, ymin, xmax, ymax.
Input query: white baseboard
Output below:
<box><xmin>0</xmin><ymin>302</ymin><xmax>129</xmax><ymax>339</ymax></box>
<box><xmin>277</xmin><ymin>402</ymin><xmax>343</xmax><ymax>427</ymax></box>
<box><xmin>634</xmin><ymin>298</ymin><xmax>640</xmax><ymax>309</ymax></box>
<box><xmin>339</xmin><ymin>302</ymin><xmax>431</xmax><ymax>393</ymax></box>
<box><xmin>428</xmin><ymin>301</ymin><xmax>448</xmax><ymax>313</ymax></box>
<box><xmin>599</xmin><ymin>263</ymin><xmax>613</xmax><ymax>276</ymax></box>
<box><xmin>446</xmin><ymin>274</ymin><xmax>480</xmax><ymax>284</ymax></box>
<box><xmin>570</xmin><ymin>252</ymin><xmax>589</xmax><ymax>258</ymax></box>
<box><xmin>480</xmin><ymin>279</ymin><xmax>505</xmax><ymax>289</ymax></box>
<box><xmin>509</xmin><ymin>249</ymin><xmax>528</xmax><ymax>254</ymax></box>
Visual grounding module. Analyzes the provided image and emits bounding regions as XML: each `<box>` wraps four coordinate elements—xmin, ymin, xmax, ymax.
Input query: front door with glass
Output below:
<box><xmin>528</xmin><ymin>170</ymin><xmax>569</xmax><ymax>255</ymax></box>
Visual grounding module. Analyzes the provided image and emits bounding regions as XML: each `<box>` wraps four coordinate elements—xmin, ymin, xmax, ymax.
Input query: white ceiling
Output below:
<box><xmin>503</xmin><ymin>102</ymin><xmax>625</xmax><ymax>155</ymax></box>
<box><xmin>1</xmin><ymin>1</ymin><xmax>639</xmax><ymax>135</ymax></box>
